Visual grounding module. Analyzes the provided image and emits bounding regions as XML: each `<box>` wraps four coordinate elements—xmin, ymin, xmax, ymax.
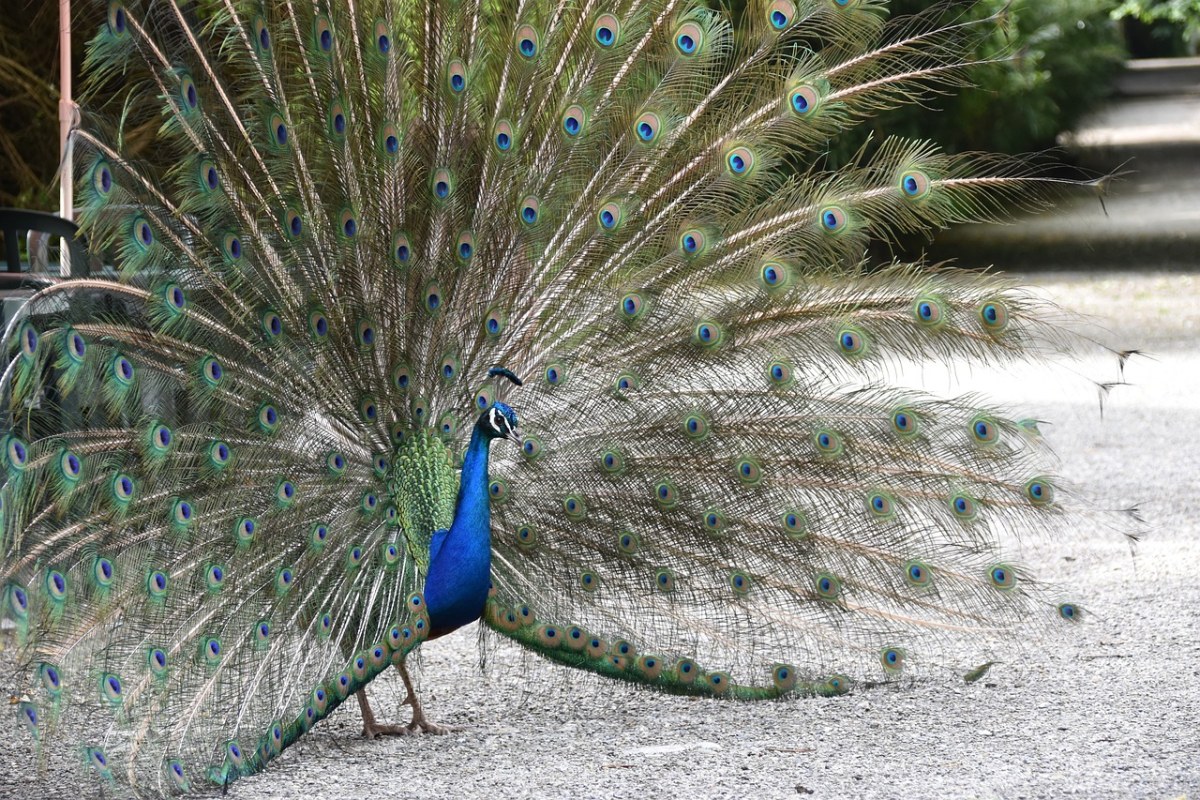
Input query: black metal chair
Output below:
<box><xmin>0</xmin><ymin>208</ymin><xmax>91</xmax><ymax>290</ymax></box>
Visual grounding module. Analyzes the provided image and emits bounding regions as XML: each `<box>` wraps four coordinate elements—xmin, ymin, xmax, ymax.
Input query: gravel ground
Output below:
<box><xmin>2</xmin><ymin>271</ymin><xmax>1197</xmax><ymax>800</ymax></box>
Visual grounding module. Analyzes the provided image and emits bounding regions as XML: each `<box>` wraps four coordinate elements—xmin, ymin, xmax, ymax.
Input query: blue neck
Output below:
<box><xmin>423</xmin><ymin>424</ymin><xmax>494</xmax><ymax>634</ymax></box>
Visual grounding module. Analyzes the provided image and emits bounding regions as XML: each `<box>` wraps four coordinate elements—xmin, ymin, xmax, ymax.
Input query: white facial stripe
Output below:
<box><xmin>489</xmin><ymin>407</ymin><xmax>503</xmax><ymax>434</ymax></box>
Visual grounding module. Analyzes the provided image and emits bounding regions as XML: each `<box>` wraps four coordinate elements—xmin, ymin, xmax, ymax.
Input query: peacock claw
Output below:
<box><xmin>360</xmin><ymin>722</ymin><xmax>410</xmax><ymax>739</ymax></box>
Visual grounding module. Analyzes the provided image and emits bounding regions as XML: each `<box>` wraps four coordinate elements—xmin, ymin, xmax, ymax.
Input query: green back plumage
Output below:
<box><xmin>0</xmin><ymin>0</ymin><xmax>1112</xmax><ymax>792</ymax></box>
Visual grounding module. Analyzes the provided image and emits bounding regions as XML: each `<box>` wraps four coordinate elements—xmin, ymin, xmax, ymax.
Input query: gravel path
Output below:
<box><xmin>2</xmin><ymin>271</ymin><xmax>1197</xmax><ymax>799</ymax></box>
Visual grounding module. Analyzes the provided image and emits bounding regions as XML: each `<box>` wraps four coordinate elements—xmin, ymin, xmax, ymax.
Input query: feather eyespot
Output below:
<box><xmin>440</xmin><ymin>353</ymin><xmax>460</xmax><ymax>381</ymax></box>
<box><xmin>914</xmin><ymin>297</ymin><xmax>945</xmax><ymax>327</ymax></box>
<box><xmin>44</xmin><ymin>570</ymin><xmax>67</xmax><ymax>601</ymax></box>
<box><xmin>107</xmin><ymin>2</ymin><xmax>128</xmax><ymax>36</ymax></box>
<box><xmin>493</xmin><ymin>120</ymin><xmax>515</xmax><ymax>153</ymax></box>
<box><xmin>339</xmin><ymin>209</ymin><xmax>358</xmax><ymax>238</ymax></box>
<box><xmin>208</xmin><ymin>440</ymin><xmax>232</xmax><ymax>469</ymax></box>
<box><xmin>423</xmin><ymin>281</ymin><xmax>444</xmax><ymax>314</ymax></box>
<box><xmin>447</xmin><ymin>60</ymin><xmax>467</xmax><ymax>93</ymax></box>
<box><xmin>198</xmin><ymin>160</ymin><xmax>219</xmax><ymax>192</ymax></box>
<box><xmin>619</xmin><ymin>291</ymin><xmax>647</xmax><ymax>320</ymax></box>
<box><xmin>773</xmin><ymin>664</ymin><xmax>797</xmax><ymax>692</ymax></box>
<box><xmin>308</xmin><ymin>309</ymin><xmax>329</xmax><ymax>340</ymax></box>
<box><xmin>516</xmin><ymin>524</ymin><xmax>538</xmax><ymax>549</ymax></box>
<box><xmin>880</xmin><ymin>647</ymin><xmax>905</xmax><ymax>675</ymax></box>
<box><xmin>220</xmin><ymin>232</ymin><xmax>243</xmax><ymax>262</ymax></box>
<box><xmin>891</xmin><ymin>408</ymin><xmax>919</xmax><ymax>436</ymax></box>
<box><xmin>820</xmin><ymin>205</ymin><xmax>848</xmax><ymax>233</ymax></box>
<box><xmin>634</xmin><ymin>112</ymin><xmax>662</xmax><ymax>143</ymax></box>
<box><xmin>132</xmin><ymin>216</ymin><xmax>154</xmax><ymax>249</ymax></box>
<box><xmin>93</xmin><ymin>557</ymin><xmax>115</xmax><ymax>588</ymax></box>
<box><xmin>484</xmin><ymin>307</ymin><xmax>507</xmax><ymax>337</ymax></box>
<box><xmin>1058</xmin><ymin>602</ymin><xmax>1081</xmax><ymax>622</ymax></box>
<box><xmin>900</xmin><ymin>169</ymin><xmax>931</xmax><ymax>199</ymax></box>
<box><xmin>979</xmin><ymin>301</ymin><xmax>1010</xmax><ymax>333</ymax></box>
<box><xmin>760</xmin><ymin>261</ymin><xmax>789</xmax><ymax>290</ymax></box>
<box><xmin>285</xmin><ymin>208</ymin><xmax>303</xmax><ymax>238</ymax></box>
<box><xmin>544</xmin><ymin>362</ymin><xmax>566</xmax><ymax>386</ymax></box>
<box><xmin>726</xmin><ymin>146</ymin><xmax>755</xmax><ymax>176</ymax></box>
<box><xmin>867</xmin><ymin>492</ymin><xmax>895</xmax><ymax>518</ymax></box>
<box><xmin>618</xmin><ymin>531</ymin><xmax>639</xmax><ymax>554</ymax></box>
<box><xmin>392</xmin><ymin>232</ymin><xmax>413</xmax><ymax>266</ymax></box>
<box><xmin>593</xmin><ymin>14</ymin><xmax>620</xmax><ymax>47</ymax></box>
<box><xmin>257</xmin><ymin>403</ymin><xmax>280</xmax><ymax>434</ymax></box>
<box><xmin>730</xmin><ymin>571</ymin><xmax>752</xmax><ymax>596</ymax></box>
<box><xmin>734</xmin><ymin>456</ymin><xmax>762</xmax><ymax>484</ymax></box>
<box><xmin>65</xmin><ymin>329</ymin><xmax>87</xmax><ymax>362</ymax></box>
<box><xmin>562</xmin><ymin>104</ymin><xmax>587</xmax><ymax>137</ymax></box>
<box><xmin>162</xmin><ymin>283</ymin><xmax>186</xmax><ymax>314</ymax></box>
<box><xmin>837</xmin><ymin>326</ymin><xmax>867</xmax><ymax>357</ymax></box>
<box><xmin>253</xmin><ymin>17</ymin><xmax>271</xmax><ymax>53</ymax></box>
<box><xmin>515</xmin><ymin>24</ymin><xmax>540</xmax><ymax>59</ymax></box>
<box><xmin>200</xmin><ymin>356</ymin><xmax>224</xmax><ymax>386</ymax></box>
<box><xmin>327</xmin><ymin>99</ymin><xmax>347</xmax><ymax>139</ymax></box>
<box><xmin>563</xmin><ymin>494</ymin><xmax>587</xmax><ymax>520</ymax></box>
<box><xmin>519</xmin><ymin>196</ymin><xmax>540</xmax><ymax>226</ymax></box>
<box><xmin>379</xmin><ymin>123</ymin><xmax>401</xmax><ymax>157</ymax></box>
<box><xmin>788</xmin><ymin>84</ymin><xmax>820</xmax><ymax>116</ymax></box>
<box><xmin>693</xmin><ymin>320</ymin><xmax>723</xmax><ymax>347</ymax></box>
<box><xmin>92</xmin><ymin>160</ymin><xmax>114</xmax><ymax>197</ymax></box>
<box><xmin>674</xmin><ymin>22</ymin><xmax>704</xmax><ymax>55</ymax></box>
<box><xmin>970</xmin><ymin>416</ymin><xmax>999</xmax><ymax>445</ymax></box>
<box><xmin>179</xmin><ymin>74</ymin><xmax>199</xmax><ymax>112</ymax></box>
<box><xmin>488</xmin><ymin>479</ymin><xmax>509</xmax><ymax>502</ymax></box>
<box><xmin>146</xmin><ymin>570</ymin><xmax>169</xmax><ymax>599</ymax></box>
<box><xmin>682</xmin><ymin>412</ymin><xmax>710</xmax><ymax>439</ymax></box>
<box><xmin>679</xmin><ymin>229</ymin><xmax>707</xmax><ymax>257</ymax></box>
<box><xmin>411</xmin><ymin>396</ymin><xmax>430</xmax><ymax>426</ymax></box>
<box><xmin>268</xmin><ymin>113</ymin><xmax>288</xmax><ymax>147</ymax></box>
<box><xmin>314</xmin><ymin>15</ymin><xmax>334</xmax><ymax>52</ymax></box>
<box><xmin>766</xmin><ymin>360</ymin><xmax>794</xmax><ymax>387</ymax></box>
<box><xmin>950</xmin><ymin>493</ymin><xmax>979</xmax><ymax>520</ymax></box>
<box><xmin>654</xmin><ymin>569</ymin><xmax>675</xmax><ymax>592</ymax></box>
<box><xmin>814</xmin><ymin>429</ymin><xmax>843</xmax><ymax>456</ymax></box>
<box><xmin>702</xmin><ymin>509</ymin><xmax>726</xmax><ymax>533</ymax></box>
<box><xmin>373</xmin><ymin>20</ymin><xmax>391</xmax><ymax>55</ymax></box>
<box><xmin>815</xmin><ymin>572</ymin><xmax>841</xmax><ymax>600</ymax></box>
<box><xmin>358</xmin><ymin>395</ymin><xmax>378</xmax><ymax>423</ymax></box>
<box><xmin>1025</xmin><ymin>477</ymin><xmax>1054</xmax><ymax>506</ymax></box>
<box><xmin>767</xmin><ymin>0</ymin><xmax>797</xmax><ymax>29</ymax></box>
<box><xmin>234</xmin><ymin>517</ymin><xmax>257</xmax><ymax>546</ymax></box>
<box><xmin>432</xmin><ymin>168</ymin><xmax>454</xmax><ymax>200</ymax></box>
<box><xmin>988</xmin><ymin>564</ymin><xmax>1016</xmax><ymax>590</ymax></box>
<box><xmin>598</xmin><ymin>201</ymin><xmax>624</xmax><ymax>231</ymax></box>
<box><xmin>614</xmin><ymin>371</ymin><xmax>640</xmax><ymax>393</ymax></box>
<box><xmin>392</xmin><ymin>362</ymin><xmax>411</xmax><ymax>391</ymax></box>
<box><xmin>904</xmin><ymin>560</ymin><xmax>932</xmax><ymax>587</ymax></box>
<box><xmin>112</xmin><ymin>472</ymin><xmax>135</xmax><ymax>502</ymax></box>
<box><xmin>599</xmin><ymin>448</ymin><xmax>624</xmax><ymax>474</ymax></box>
<box><xmin>653</xmin><ymin>479</ymin><xmax>679</xmax><ymax>509</ymax></box>
<box><xmin>782</xmin><ymin>509</ymin><xmax>807</xmax><ymax>539</ymax></box>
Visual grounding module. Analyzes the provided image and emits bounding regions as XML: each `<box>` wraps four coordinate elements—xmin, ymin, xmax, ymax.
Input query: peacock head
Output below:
<box><xmin>480</xmin><ymin>402</ymin><xmax>521</xmax><ymax>443</ymax></box>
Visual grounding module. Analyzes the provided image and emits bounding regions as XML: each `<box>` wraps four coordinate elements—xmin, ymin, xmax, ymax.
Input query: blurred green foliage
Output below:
<box><xmin>1112</xmin><ymin>0</ymin><xmax>1200</xmax><ymax>53</ymax></box>
<box><xmin>837</xmin><ymin>0</ymin><xmax>1128</xmax><ymax>158</ymax></box>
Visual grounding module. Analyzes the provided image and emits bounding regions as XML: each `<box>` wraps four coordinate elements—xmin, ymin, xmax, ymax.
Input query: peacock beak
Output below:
<box><xmin>508</xmin><ymin>427</ymin><xmax>524</xmax><ymax>443</ymax></box>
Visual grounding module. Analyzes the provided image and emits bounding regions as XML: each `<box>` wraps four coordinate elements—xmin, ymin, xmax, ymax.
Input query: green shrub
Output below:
<box><xmin>835</xmin><ymin>0</ymin><xmax>1128</xmax><ymax>158</ymax></box>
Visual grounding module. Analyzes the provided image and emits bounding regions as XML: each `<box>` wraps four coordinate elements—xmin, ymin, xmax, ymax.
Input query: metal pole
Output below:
<box><xmin>58</xmin><ymin>0</ymin><xmax>74</xmax><ymax>276</ymax></box>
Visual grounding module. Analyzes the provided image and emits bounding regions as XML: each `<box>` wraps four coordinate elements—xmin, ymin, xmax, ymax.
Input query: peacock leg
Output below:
<box><xmin>395</xmin><ymin>657</ymin><xmax>460</xmax><ymax>735</ymax></box>
<box><xmin>355</xmin><ymin>688</ymin><xmax>409</xmax><ymax>738</ymax></box>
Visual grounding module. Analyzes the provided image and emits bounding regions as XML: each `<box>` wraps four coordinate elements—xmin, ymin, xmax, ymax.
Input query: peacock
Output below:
<box><xmin>1</xmin><ymin>0</ymin><xmax>1113</xmax><ymax>793</ymax></box>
